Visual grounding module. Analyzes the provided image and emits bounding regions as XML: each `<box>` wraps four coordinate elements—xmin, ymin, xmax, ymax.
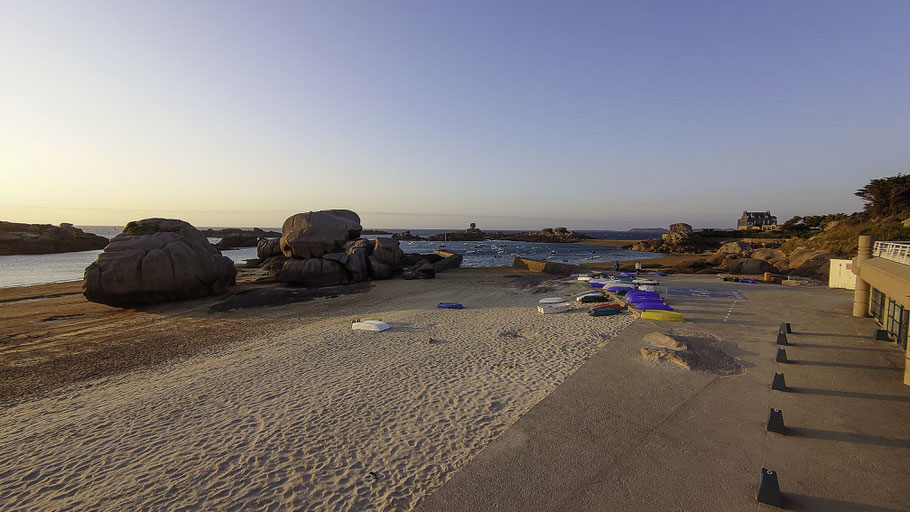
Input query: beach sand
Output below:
<box><xmin>0</xmin><ymin>268</ymin><xmax>633</xmax><ymax>511</ymax></box>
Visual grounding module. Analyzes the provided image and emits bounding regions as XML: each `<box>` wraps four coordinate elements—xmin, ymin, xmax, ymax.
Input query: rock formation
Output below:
<box><xmin>215</xmin><ymin>234</ymin><xmax>260</xmax><ymax>250</ymax></box>
<box><xmin>264</xmin><ymin>210</ymin><xmax>459</xmax><ymax>287</ymax></box>
<box><xmin>0</xmin><ymin>221</ymin><xmax>109</xmax><ymax>255</ymax></box>
<box><xmin>627</xmin><ymin>223</ymin><xmax>705</xmax><ymax>254</ymax></box>
<box><xmin>280</xmin><ymin>209</ymin><xmax>363</xmax><ymax>259</ymax></box>
<box><xmin>83</xmin><ymin>219</ymin><xmax>236</xmax><ymax>307</ymax></box>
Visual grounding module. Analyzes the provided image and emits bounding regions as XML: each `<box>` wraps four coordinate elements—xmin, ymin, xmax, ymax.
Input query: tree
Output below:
<box><xmin>855</xmin><ymin>174</ymin><xmax>910</xmax><ymax>217</ymax></box>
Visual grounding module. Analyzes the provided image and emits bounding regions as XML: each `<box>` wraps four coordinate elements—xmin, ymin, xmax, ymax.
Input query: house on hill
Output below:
<box><xmin>737</xmin><ymin>211</ymin><xmax>778</xmax><ymax>231</ymax></box>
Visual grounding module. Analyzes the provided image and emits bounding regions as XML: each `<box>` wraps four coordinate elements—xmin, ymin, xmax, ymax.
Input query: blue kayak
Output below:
<box><xmin>437</xmin><ymin>303</ymin><xmax>464</xmax><ymax>309</ymax></box>
<box><xmin>636</xmin><ymin>301</ymin><xmax>673</xmax><ymax>311</ymax></box>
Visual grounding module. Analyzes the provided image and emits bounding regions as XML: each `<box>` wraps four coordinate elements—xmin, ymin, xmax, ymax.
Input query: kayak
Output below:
<box><xmin>606</xmin><ymin>285</ymin><xmax>634</xmax><ymax>293</ymax></box>
<box><xmin>588</xmin><ymin>308</ymin><xmax>622</xmax><ymax>316</ymax></box>
<box><xmin>635</xmin><ymin>301</ymin><xmax>673</xmax><ymax>311</ymax></box>
<box><xmin>590</xmin><ymin>303</ymin><xmax>624</xmax><ymax>310</ymax></box>
<box><xmin>437</xmin><ymin>303</ymin><xmax>464</xmax><ymax>309</ymax></box>
<box><xmin>580</xmin><ymin>295</ymin><xmax>611</xmax><ymax>303</ymax></box>
<box><xmin>641</xmin><ymin>310</ymin><xmax>686</xmax><ymax>322</ymax></box>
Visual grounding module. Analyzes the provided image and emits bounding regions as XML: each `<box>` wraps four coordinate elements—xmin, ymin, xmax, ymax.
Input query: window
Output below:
<box><xmin>886</xmin><ymin>299</ymin><xmax>909</xmax><ymax>349</ymax></box>
<box><xmin>870</xmin><ymin>288</ymin><xmax>885</xmax><ymax>322</ymax></box>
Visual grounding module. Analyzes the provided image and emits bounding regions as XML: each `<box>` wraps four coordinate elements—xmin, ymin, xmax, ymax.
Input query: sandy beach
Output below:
<box><xmin>0</xmin><ymin>268</ymin><xmax>633</xmax><ymax>511</ymax></box>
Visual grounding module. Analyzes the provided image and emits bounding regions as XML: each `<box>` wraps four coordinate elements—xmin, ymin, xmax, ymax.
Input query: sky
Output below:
<box><xmin>2</xmin><ymin>1</ymin><xmax>909</xmax><ymax>230</ymax></box>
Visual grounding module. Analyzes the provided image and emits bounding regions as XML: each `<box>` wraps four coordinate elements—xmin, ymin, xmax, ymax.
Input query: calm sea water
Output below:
<box><xmin>0</xmin><ymin>226</ymin><xmax>660</xmax><ymax>288</ymax></box>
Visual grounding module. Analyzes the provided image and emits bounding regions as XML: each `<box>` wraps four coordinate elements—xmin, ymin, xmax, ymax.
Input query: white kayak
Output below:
<box><xmin>638</xmin><ymin>285</ymin><xmax>657</xmax><ymax>292</ymax></box>
<box><xmin>539</xmin><ymin>297</ymin><xmax>566</xmax><ymax>304</ymax></box>
<box><xmin>577</xmin><ymin>276</ymin><xmax>592</xmax><ymax>282</ymax></box>
<box><xmin>633</xmin><ymin>279</ymin><xmax>658</xmax><ymax>285</ymax></box>
<box><xmin>538</xmin><ymin>303</ymin><xmax>570</xmax><ymax>314</ymax></box>
<box><xmin>576</xmin><ymin>291</ymin><xmax>604</xmax><ymax>302</ymax></box>
<box><xmin>352</xmin><ymin>320</ymin><xmax>390</xmax><ymax>331</ymax></box>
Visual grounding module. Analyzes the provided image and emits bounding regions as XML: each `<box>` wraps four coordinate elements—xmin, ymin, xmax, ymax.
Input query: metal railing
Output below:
<box><xmin>873</xmin><ymin>241</ymin><xmax>910</xmax><ymax>266</ymax></box>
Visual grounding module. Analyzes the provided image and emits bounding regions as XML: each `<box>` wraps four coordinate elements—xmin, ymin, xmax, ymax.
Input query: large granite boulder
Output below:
<box><xmin>280</xmin><ymin>210</ymin><xmax>362</xmax><ymax>259</ymax></box>
<box><xmin>368</xmin><ymin>255</ymin><xmax>393</xmax><ymax>280</ymax></box>
<box><xmin>373</xmin><ymin>238</ymin><xmax>404</xmax><ymax>268</ymax></box>
<box><xmin>750</xmin><ymin>248</ymin><xmax>789</xmax><ymax>272</ymax></box>
<box><xmin>345</xmin><ymin>247</ymin><xmax>369</xmax><ymax>282</ymax></box>
<box><xmin>788</xmin><ymin>248</ymin><xmax>834</xmax><ymax>278</ymax></box>
<box><xmin>257</xmin><ymin>238</ymin><xmax>283</xmax><ymax>259</ymax></box>
<box><xmin>0</xmin><ymin>221</ymin><xmax>109</xmax><ymax>255</ymax></box>
<box><xmin>83</xmin><ymin>218</ymin><xmax>236</xmax><ymax>307</ymax></box>
<box><xmin>277</xmin><ymin>258</ymin><xmax>350</xmax><ymax>287</ymax></box>
<box><xmin>724</xmin><ymin>257</ymin><xmax>777</xmax><ymax>275</ymax></box>
<box><xmin>717</xmin><ymin>241</ymin><xmax>753</xmax><ymax>255</ymax></box>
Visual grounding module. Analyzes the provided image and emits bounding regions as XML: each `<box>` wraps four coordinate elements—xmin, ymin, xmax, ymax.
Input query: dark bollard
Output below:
<box><xmin>776</xmin><ymin>331</ymin><xmax>788</xmax><ymax>346</ymax></box>
<box><xmin>756</xmin><ymin>468</ymin><xmax>782</xmax><ymax>507</ymax></box>
<box><xmin>771</xmin><ymin>372</ymin><xmax>787</xmax><ymax>391</ymax></box>
<box><xmin>775</xmin><ymin>347</ymin><xmax>788</xmax><ymax>363</ymax></box>
<box><xmin>767</xmin><ymin>408</ymin><xmax>786</xmax><ymax>434</ymax></box>
<box><xmin>779</xmin><ymin>322</ymin><xmax>792</xmax><ymax>334</ymax></box>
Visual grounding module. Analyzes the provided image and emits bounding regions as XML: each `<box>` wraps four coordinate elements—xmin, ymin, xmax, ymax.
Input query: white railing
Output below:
<box><xmin>874</xmin><ymin>241</ymin><xmax>910</xmax><ymax>266</ymax></box>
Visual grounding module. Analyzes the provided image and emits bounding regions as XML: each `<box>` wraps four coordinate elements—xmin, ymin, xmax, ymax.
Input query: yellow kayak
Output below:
<box><xmin>640</xmin><ymin>310</ymin><xmax>686</xmax><ymax>322</ymax></box>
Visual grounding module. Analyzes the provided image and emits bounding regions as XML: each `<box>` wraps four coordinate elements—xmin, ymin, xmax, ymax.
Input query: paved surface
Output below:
<box><xmin>417</xmin><ymin>276</ymin><xmax>910</xmax><ymax>511</ymax></box>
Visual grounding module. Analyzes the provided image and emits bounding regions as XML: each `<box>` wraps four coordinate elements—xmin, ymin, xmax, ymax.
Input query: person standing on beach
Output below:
<box><xmin>635</xmin><ymin>261</ymin><xmax>642</xmax><ymax>273</ymax></box>
<box><xmin>614</xmin><ymin>260</ymin><xmax>620</xmax><ymax>272</ymax></box>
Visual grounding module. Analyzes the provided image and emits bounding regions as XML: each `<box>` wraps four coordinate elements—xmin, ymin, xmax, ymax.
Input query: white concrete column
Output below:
<box><xmin>852</xmin><ymin>236</ymin><xmax>873</xmax><ymax>317</ymax></box>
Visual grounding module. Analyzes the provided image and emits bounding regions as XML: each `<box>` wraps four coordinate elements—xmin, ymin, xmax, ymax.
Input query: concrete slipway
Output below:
<box><xmin>417</xmin><ymin>275</ymin><xmax>910</xmax><ymax>511</ymax></box>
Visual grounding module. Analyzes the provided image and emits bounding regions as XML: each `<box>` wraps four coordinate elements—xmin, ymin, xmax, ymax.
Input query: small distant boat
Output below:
<box><xmin>548</xmin><ymin>250</ymin><xmax>557</xmax><ymax>255</ymax></box>
<box><xmin>437</xmin><ymin>244</ymin><xmax>447</xmax><ymax>248</ymax></box>
<box><xmin>475</xmin><ymin>243</ymin><xmax>485</xmax><ymax>248</ymax></box>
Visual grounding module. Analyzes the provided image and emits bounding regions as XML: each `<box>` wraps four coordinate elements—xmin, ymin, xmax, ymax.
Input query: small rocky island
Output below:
<box><xmin>393</xmin><ymin>223</ymin><xmax>592</xmax><ymax>243</ymax></box>
<box><xmin>0</xmin><ymin>221</ymin><xmax>109</xmax><ymax>255</ymax></box>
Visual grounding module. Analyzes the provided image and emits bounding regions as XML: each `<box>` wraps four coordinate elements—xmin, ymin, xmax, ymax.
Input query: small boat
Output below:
<box><xmin>577</xmin><ymin>275</ymin><xmax>593</xmax><ymax>281</ymax></box>
<box><xmin>538</xmin><ymin>303</ymin><xmax>570</xmax><ymax>314</ymax></box>
<box><xmin>352</xmin><ymin>320</ymin><xmax>390</xmax><ymax>331</ymax></box>
<box><xmin>548</xmin><ymin>250</ymin><xmax>557</xmax><ymax>255</ymax></box>
<box><xmin>636</xmin><ymin>301</ymin><xmax>673</xmax><ymax>311</ymax></box>
<box><xmin>588</xmin><ymin>307</ymin><xmax>622</xmax><ymax>316</ymax></box>
<box><xmin>632</xmin><ymin>279</ymin><xmax>658</xmax><ymax>285</ymax></box>
<box><xmin>437</xmin><ymin>302</ymin><xmax>464</xmax><ymax>309</ymax></box>
<box><xmin>575</xmin><ymin>291</ymin><xmax>604</xmax><ymax>301</ymax></box>
<box><xmin>580</xmin><ymin>295</ymin><xmax>611</xmax><ymax>303</ymax></box>
<box><xmin>539</xmin><ymin>297</ymin><xmax>566</xmax><ymax>304</ymax></box>
<box><xmin>606</xmin><ymin>285</ymin><xmax>634</xmax><ymax>293</ymax></box>
<box><xmin>640</xmin><ymin>310</ymin><xmax>686</xmax><ymax>322</ymax></box>
<box><xmin>590</xmin><ymin>302</ymin><xmax>624</xmax><ymax>310</ymax></box>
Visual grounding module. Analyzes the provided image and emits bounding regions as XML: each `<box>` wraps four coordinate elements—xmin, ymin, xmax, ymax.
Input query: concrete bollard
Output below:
<box><xmin>776</xmin><ymin>347</ymin><xmax>788</xmax><ymax>363</ymax></box>
<box><xmin>779</xmin><ymin>322</ymin><xmax>791</xmax><ymax>334</ymax></box>
<box><xmin>772</xmin><ymin>372</ymin><xmax>787</xmax><ymax>391</ymax></box>
<box><xmin>756</xmin><ymin>468</ymin><xmax>783</xmax><ymax>507</ymax></box>
<box><xmin>767</xmin><ymin>408</ymin><xmax>786</xmax><ymax>434</ymax></box>
<box><xmin>776</xmin><ymin>331</ymin><xmax>788</xmax><ymax>346</ymax></box>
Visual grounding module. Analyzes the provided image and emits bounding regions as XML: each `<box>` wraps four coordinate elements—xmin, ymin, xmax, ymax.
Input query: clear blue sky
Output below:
<box><xmin>2</xmin><ymin>0</ymin><xmax>909</xmax><ymax>229</ymax></box>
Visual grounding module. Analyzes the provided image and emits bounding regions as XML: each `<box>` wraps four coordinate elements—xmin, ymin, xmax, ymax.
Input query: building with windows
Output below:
<box><xmin>736</xmin><ymin>211</ymin><xmax>778</xmax><ymax>231</ymax></box>
<box><xmin>853</xmin><ymin>237</ymin><xmax>910</xmax><ymax>384</ymax></box>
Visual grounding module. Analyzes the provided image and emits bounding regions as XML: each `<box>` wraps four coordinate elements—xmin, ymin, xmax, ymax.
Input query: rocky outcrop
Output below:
<box><xmin>260</xmin><ymin>210</ymin><xmax>461</xmax><ymax>286</ymax></box>
<box><xmin>0</xmin><ymin>221</ymin><xmax>109</xmax><ymax>255</ymax></box>
<box><xmin>280</xmin><ymin>209</ymin><xmax>362</xmax><ymax>259</ymax></box>
<box><xmin>723</xmin><ymin>257</ymin><xmax>778</xmax><ymax>275</ymax></box>
<box><xmin>83</xmin><ymin>219</ymin><xmax>236</xmax><ymax>307</ymax></box>
<box><xmin>201</xmin><ymin>227</ymin><xmax>281</xmax><ymax>238</ymax></box>
<box><xmin>215</xmin><ymin>234</ymin><xmax>260</xmax><ymax>250</ymax></box>
<box><xmin>628</xmin><ymin>223</ymin><xmax>705</xmax><ymax>254</ymax></box>
<box><xmin>392</xmin><ymin>230</ymin><xmax>427</xmax><ymax>241</ymax></box>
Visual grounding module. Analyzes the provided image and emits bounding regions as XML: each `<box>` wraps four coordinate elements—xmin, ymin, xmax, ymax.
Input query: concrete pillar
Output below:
<box><xmin>852</xmin><ymin>236</ymin><xmax>873</xmax><ymax>317</ymax></box>
<box><xmin>905</xmin><ymin>350</ymin><xmax>910</xmax><ymax>386</ymax></box>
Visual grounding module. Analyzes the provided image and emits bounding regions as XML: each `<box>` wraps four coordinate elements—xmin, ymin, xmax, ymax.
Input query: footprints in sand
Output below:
<box><xmin>0</xmin><ymin>306</ymin><xmax>633</xmax><ymax>511</ymax></box>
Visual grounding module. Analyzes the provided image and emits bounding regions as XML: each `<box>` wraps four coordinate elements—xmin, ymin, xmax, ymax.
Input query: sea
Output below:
<box><xmin>0</xmin><ymin>226</ymin><xmax>663</xmax><ymax>289</ymax></box>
